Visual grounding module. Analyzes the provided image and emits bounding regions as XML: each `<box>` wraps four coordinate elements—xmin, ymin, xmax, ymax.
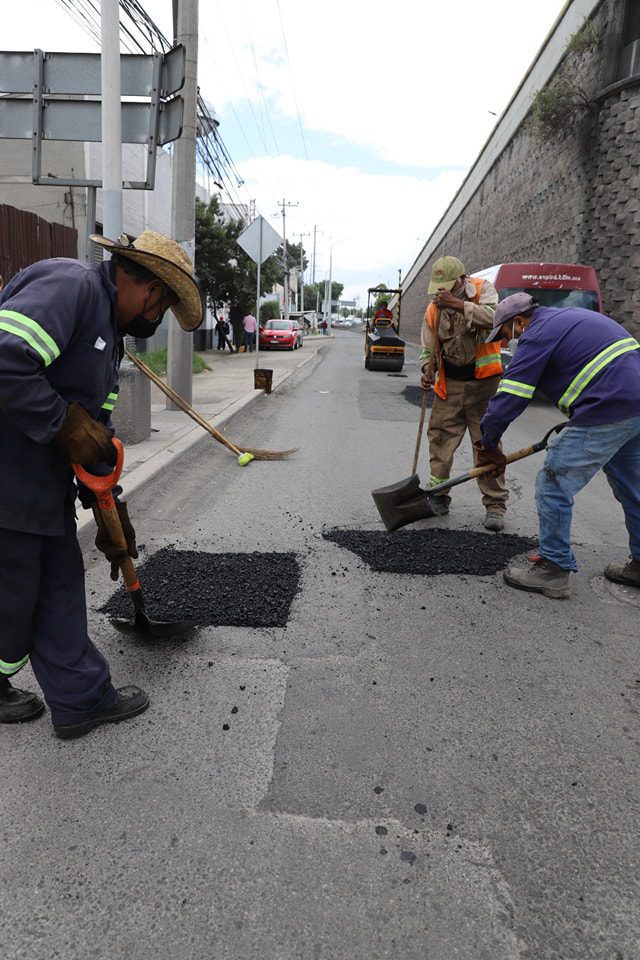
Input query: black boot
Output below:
<box><xmin>0</xmin><ymin>677</ymin><xmax>45</xmax><ymax>723</ymax></box>
<box><xmin>54</xmin><ymin>685</ymin><xmax>150</xmax><ymax>740</ymax></box>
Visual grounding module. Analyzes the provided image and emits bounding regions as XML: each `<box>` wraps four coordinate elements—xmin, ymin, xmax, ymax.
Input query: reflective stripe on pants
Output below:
<box><xmin>0</xmin><ymin>506</ymin><xmax>116</xmax><ymax>725</ymax></box>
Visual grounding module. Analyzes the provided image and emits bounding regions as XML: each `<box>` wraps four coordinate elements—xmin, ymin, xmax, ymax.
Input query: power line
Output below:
<box><xmin>274</xmin><ymin>0</ymin><xmax>309</xmax><ymax>162</ymax></box>
<box><xmin>52</xmin><ymin>0</ymin><xmax>251</xmax><ymax>216</ymax></box>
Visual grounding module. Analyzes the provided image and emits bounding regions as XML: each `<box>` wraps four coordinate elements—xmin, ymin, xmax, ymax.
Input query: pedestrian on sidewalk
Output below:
<box><xmin>216</xmin><ymin>315</ymin><xmax>231</xmax><ymax>351</ymax></box>
<box><xmin>0</xmin><ymin>230</ymin><xmax>203</xmax><ymax>737</ymax></box>
<box><xmin>243</xmin><ymin>312</ymin><xmax>257</xmax><ymax>352</ymax></box>
<box><xmin>477</xmin><ymin>292</ymin><xmax>640</xmax><ymax>599</ymax></box>
<box><xmin>420</xmin><ymin>255</ymin><xmax>507</xmax><ymax>531</ymax></box>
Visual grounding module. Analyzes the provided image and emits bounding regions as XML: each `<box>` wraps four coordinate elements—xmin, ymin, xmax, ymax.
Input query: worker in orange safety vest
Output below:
<box><xmin>419</xmin><ymin>255</ymin><xmax>508</xmax><ymax>531</ymax></box>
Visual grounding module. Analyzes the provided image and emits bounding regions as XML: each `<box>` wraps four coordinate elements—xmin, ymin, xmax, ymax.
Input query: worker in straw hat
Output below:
<box><xmin>0</xmin><ymin>229</ymin><xmax>202</xmax><ymax>738</ymax></box>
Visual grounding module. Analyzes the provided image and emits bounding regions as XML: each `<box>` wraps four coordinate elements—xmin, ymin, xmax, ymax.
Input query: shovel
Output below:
<box><xmin>73</xmin><ymin>439</ymin><xmax>195</xmax><ymax>638</ymax></box>
<box><xmin>372</xmin><ymin>422</ymin><xmax>566</xmax><ymax>532</ymax></box>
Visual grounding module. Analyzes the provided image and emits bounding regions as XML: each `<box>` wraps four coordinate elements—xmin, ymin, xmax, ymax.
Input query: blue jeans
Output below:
<box><xmin>535</xmin><ymin>417</ymin><xmax>640</xmax><ymax>570</ymax></box>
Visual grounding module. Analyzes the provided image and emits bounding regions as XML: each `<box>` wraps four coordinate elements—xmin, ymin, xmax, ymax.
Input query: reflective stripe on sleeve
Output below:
<box><xmin>558</xmin><ymin>338</ymin><xmax>640</xmax><ymax>414</ymax></box>
<box><xmin>0</xmin><ymin>310</ymin><xmax>61</xmax><ymax>366</ymax></box>
<box><xmin>497</xmin><ymin>378</ymin><xmax>536</xmax><ymax>400</ymax></box>
<box><xmin>101</xmin><ymin>391</ymin><xmax>118</xmax><ymax>412</ymax></box>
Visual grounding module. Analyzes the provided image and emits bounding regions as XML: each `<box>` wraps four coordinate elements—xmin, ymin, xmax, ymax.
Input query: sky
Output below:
<box><xmin>4</xmin><ymin>0</ymin><xmax>569</xmax><ymax>306</ymax></box>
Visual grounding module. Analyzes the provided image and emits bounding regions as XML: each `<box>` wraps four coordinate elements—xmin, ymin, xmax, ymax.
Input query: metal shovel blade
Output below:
<box><xmin>371</xmin><ymin>473</ymin><xmax>438</xmax><ymax>532</ymax></box>
<box><xmin>111</xmin><ymin>589</ymin><xmax>197</xmax><ymax>640</ymax></box>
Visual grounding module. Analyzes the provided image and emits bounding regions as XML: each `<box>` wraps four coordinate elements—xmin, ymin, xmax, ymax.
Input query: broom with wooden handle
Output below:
<box><xmin>125</xmin><ymin>349</ymin><xmax>296</xmax><ymax>462</ymax></box>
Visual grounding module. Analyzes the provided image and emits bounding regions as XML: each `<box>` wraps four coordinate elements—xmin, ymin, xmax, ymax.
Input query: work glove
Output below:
<box><xmin>473</xmin><ymin>440</ymin><xmax>507</xmax><ymax>478</ymax></box>
<box><xmin>92</xmin><ymin>501</ymin><xmax>138</xmax><ymax>581</ymax></box>
<box><xmin>55</xmin><ymin>402</ymin><xmax>116</xmax><ymax>465</ymax></box>
<box><xmin>420</xmin><ymin>363</ymin><xmax>434</xmax><ymax>391</ymax></box>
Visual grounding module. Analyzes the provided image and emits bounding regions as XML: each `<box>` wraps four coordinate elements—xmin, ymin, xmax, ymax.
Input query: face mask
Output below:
<box><xmin>124</xmin><ymin>286</ymin><xmax>169</xmax><ymax>338</ymax></box>
<box><xmin>125</xmin><ymin>313</ymin><xmax>164</xmax><ymax>338</ymax></box>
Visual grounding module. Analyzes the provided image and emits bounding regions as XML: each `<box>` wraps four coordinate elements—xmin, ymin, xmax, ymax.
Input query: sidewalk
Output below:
<box><xmin>77</xmin><ymin>334</ymin><xmax>331</xmax><ymax>541</ymax></box>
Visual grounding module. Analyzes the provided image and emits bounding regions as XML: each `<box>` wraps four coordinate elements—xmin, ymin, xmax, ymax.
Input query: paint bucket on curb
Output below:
<box><xmin>254</xmin><ymin>368</ymin><xmax>273</xmax><ymax>394</ymax></box>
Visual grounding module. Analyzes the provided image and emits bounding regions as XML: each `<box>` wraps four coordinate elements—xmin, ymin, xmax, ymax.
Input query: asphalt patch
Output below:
<box><xmin>323</xmin><ymin>528</ymin><xmax>536</xmax><ymax>575</ymax></box>
<box><xmin>402</xmin><ymin>384</ymin><xmax>434</xmax><ymax>408</ymax></box>
<box><xmin>100</xmin><ymin>547</ymin><xmax>301</xmax><ymax>627</ymax></box>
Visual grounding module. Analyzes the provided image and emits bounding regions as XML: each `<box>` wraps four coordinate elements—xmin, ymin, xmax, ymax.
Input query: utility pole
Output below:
<box><xmin>101</xmin><ymin>0</ymin><xmax>122</xmax><ymax>243</ymax></box>
<box><xmin>167</xmin><ymin>0</ymin><xmax>199</xmax><ymax>407</ymax></box>
<box><xmin>280</xmin><ymin>199</ymin><xmax>298</xmax><ymax>323</ymax></box>
<box><xmin>311</xmin><ymin>224</ymin><xmax>317</xmax><ymax>284</ymax></box>
<box><xmin>297</xmin><ymin>232</ymin><xmax>309</xmax><ymax>313</ymax></box>
<box><xmin>327</xmin><ymin>245</ymin><xmax>333</xmax><ymax>328</ymax></box>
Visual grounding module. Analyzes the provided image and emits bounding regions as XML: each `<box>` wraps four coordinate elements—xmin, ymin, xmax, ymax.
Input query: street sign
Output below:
<box><xmin>236</xmin><ymin>216</ymin><xmax>281</xmax><ymax>264</ymax></box>
<box><xmin>0</xmin><ymin>97</ymin><xmax>182</xmax><ymax>145</ymax></box>
<box><xmin>0</xmin><ymin>46</ymin><xmax>186</xmax><ymax>189</ymax></box>
<box><xmin>237</xmin><ymin>216</ymin><xmax>283</xmax><ymax>371</ymax></box>
<box><xmin>0</xmin><ymin>47</ymin><xmax>185</xmax><ymax>97</ymax></box>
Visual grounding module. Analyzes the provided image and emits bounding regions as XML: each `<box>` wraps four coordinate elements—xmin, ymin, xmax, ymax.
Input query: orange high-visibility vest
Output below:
<box><xmin>425</xmin><ymin>276</ymin><xmax>502</xmax><ymax>400</ymax></box>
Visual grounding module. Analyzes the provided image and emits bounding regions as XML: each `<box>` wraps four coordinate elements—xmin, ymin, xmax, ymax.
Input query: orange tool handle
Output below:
<box><xmin>73</xmin><ymin>439</ymin><xmax>141</xmax><ymax>595</ymax></box>
<box><xmin>72</xmin><ymin>438</ymin><xmax>124</xmax><ymax>509</ymax></box>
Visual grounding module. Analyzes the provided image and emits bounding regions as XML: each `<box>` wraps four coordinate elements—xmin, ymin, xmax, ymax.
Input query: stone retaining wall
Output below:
<box><xmin>402</xmin><ymin>0</ymin><xmax>640</xmax><ymax>342</ymax></box>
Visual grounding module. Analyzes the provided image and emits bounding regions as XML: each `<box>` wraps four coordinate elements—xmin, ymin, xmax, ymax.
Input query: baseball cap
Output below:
<box><xmin>428</xmin><ymin>256</ymin><xmax>466</xmax><ymax>294</ymax></box>
<box><xmin>486</xmin><ymin>292</ymin><xmax>537</xmax><ymax>342</ymax></box>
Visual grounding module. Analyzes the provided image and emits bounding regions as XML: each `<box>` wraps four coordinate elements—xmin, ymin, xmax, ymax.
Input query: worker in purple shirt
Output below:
<box><xmin>476</xmin><ymin>292</ymin><xmax>640</xmax><ymax>599</ymax></box>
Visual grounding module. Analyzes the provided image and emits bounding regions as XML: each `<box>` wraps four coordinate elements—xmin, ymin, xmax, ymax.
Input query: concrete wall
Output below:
<box><xmin>400</xmin><ymin>0</ymin><xmax>640</xmax><ymax>342</ymax></box>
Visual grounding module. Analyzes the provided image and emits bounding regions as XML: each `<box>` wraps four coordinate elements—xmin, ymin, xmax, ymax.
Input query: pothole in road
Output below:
<box><xmin>101</xmin><ymin>548</ymin><xmax>301</xmax><ymax>627</ymax></box>
<box><xmin>323</xmin><ymin>528</ymin><xmax>536</xmax><ymax>576</ymax></box>
<box><xmin>402</xmin><ymin>385</ymin><xmax>434</xmax><ymax>408</ymax></box>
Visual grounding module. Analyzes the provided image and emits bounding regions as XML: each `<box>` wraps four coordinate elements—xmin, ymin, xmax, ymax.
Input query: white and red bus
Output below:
<box><xmin>472</xmin><ymin>262</ymin><xmax>603</xmax><ymax>312</ymax></box>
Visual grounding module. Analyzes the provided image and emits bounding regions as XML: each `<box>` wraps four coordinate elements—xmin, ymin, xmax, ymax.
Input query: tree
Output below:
<box><xmin>303</xmin><ymin>281</ymin><xmax>344</xmax><ymax>311</ymax></box>
<box><xmin>260</xmin><ymin>299</ymin><xmax>280</xmax><ymax>322</ymax></box>
<box><xmin>195</xmin><ymin>197</ymin><xmax>280</xmax><ymax>322</ymax></box>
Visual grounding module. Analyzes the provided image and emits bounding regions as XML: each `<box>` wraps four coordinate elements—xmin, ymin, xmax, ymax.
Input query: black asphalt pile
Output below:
<box><xmin>101</xmin><ymin>548</ymin><xmax>301</xmax><ymax>627</ymax></box>
<box><xmin>402</xmin><ymin>385</ymin><xmax>433</xmax><ymax>409</ymax></box>
<box><xmin>323</xmin><ymin>528</ymin><xmax>536</xmax><ymax>576</ymax></box>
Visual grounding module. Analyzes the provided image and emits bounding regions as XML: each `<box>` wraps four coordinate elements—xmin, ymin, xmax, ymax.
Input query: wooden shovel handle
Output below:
<box><xmin>411</xmin><ymin>391</ymin><xmax>429</xmax><ymax>476</ymax></box>
<box><xmin>428</xmin><ymin>423</ymin><xmax>566</xmax><ymax>496</ymax></box>
<box><xmin>96</xmin><ymin>501</ymin><xmax>140</xmax><ymax>593</ymax></box>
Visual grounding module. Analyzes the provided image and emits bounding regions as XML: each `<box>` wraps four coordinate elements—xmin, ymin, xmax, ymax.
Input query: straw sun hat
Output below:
<box><xmin>91</xmin><ymin>230</ymin><xmax>204</xmax><ymax>331</ymax></box>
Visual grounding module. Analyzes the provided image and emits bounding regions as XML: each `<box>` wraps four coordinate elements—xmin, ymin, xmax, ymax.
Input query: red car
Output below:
<box><xmin>259</xmin><ymin>319</ymin><xmax>303</xmax><ymax>350</ymax></box>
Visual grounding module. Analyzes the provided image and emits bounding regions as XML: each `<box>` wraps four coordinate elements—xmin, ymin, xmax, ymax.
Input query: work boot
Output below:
<box><xmin>484</xmin><ymin>510</ymin><xmax>505</xmax><ymax>532</ymax></box>
<box><xmin>503</xmin><ymin>557</ymin><xmax>571</xmax><ymax>599</ymax></box>
<box><xmin>429</xmin><ymin>496</ymin><xmax>449</xmax><ymax>517</ymax></box>
<box><xmin>54</xmin><ymin>685</ymin><xmax>150</xmax><ymax>740</ymax></box>
<box><xmin>0</xmin><ymin>678</ymin><xmax>45</xmax><ymax>723</ymax></box>
<box><xmin>604</xmin><ymin>557</ymin><xmax>640</xmax><ymax>589</ymax></box>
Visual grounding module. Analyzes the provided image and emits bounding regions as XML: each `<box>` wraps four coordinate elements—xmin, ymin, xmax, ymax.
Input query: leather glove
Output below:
<box><xmin>55</xmin><ymin>402</ymin><xmax>116</xmax><ymax>464</ymax></box>
<box><xmin>473</xmin><ymin>440</ymin><xmax>507</xmax><ymax>478</ymax></box>
<box><xmin>92</xmin><ymin>501</ymin><xmax>138</xmax><ymax>581</ymax></box>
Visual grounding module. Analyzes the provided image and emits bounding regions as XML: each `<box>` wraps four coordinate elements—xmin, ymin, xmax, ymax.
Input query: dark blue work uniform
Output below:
<box><xmin>0</xmin><ymin>258</ymin><xmax>121</xmax><ymax>724</ymax></box>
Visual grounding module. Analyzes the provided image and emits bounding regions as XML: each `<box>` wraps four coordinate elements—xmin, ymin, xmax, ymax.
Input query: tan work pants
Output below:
<box><xmin>427</xmin><ymin>376</ymin><xmax>508</xmax><ymax>512</ymax></box>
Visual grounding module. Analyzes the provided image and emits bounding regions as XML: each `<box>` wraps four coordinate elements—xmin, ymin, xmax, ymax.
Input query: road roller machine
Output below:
<box><xmin>364</xmin><ymin>282</ymin><xmax>405</xmax><ymax>372</ymax></box>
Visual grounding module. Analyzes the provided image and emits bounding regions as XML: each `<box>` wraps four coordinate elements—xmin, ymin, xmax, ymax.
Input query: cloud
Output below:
<box><xmin>4</xmin><ymin>0</ymin><xmax>567</xmax><ymax>302</ymax></box>
<box><xmin>236</xmin><ymin>155</ymin><xmax>465</xmax><ymax>301</ymax></box>
<box><xmin>197</xmin><ymin>0</ymin><xmax>567</xmax><ymax>169</ymax></box>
